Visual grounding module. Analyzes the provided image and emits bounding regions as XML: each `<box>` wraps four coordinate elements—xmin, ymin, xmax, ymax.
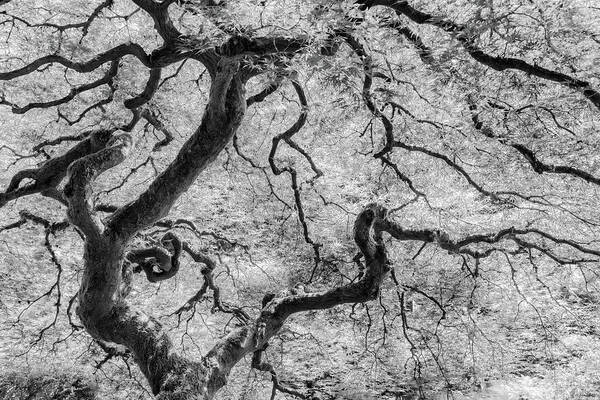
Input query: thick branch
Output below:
<box><xmin>131</xmin><ymin>0</ymin><xmax>180</xmax><ymax>42</ymax></box>
<box><xmin>0</xmin><ymin>129</ymin><xmax>116</xmax><ymax>208</ymax></box>
<box><xmin>126</xmin><ymin>232</ymin><xmax>182</xmax><ymax>282</ymax></box>
<box><xmin>106</xmin><ymin>59</ymin><xmax>246</xmax><ymax>240</ymax></box>
<box><xmin>246</xmin><ymin>79</ymin><xmax>283</xmax><ymax>107</ymax></box>
<box><xmin>68</xmin><ymin>60</ymin><xmax>249</xmax><ymax>399</ymax></box>
<box><xmin>217</xmin><ymin>36</ymin><xmax>310</xmax><ymax>58</ymax></box>
<box><xmin>201</xmin><ymin>204</ymin><xmax>391</xmax><ymax>395</ymax></box>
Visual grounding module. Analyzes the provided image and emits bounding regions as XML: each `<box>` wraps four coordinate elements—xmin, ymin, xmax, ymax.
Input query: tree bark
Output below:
<box><xmin>64</xmin><ymin>58</ymin><xmax>248</xmax><ymax>399</ymax></box>
<box><xmin>61</xmin><ymin>49</ymin><xmax>398</xmax><ymax>396</ymax></box>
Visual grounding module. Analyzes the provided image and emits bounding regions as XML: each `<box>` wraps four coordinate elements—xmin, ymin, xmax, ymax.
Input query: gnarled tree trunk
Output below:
<box><xmin>65</xmin><ymin>58</ymin><xmax>249</xmax><ymax>399</ymax></box>
<box><xmin>63</xmin><ymin>69</ymin><xmax>395</xmax><ymax>396</ymax></box>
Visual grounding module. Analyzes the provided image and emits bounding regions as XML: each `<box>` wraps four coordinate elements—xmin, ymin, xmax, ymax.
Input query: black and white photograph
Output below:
<box><xmin>0</xmin><ymin>1</ymin><xmax>599</xmax><ymax>399</ymax></box>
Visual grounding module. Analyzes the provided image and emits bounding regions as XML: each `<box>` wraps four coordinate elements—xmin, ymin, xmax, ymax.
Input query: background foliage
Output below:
<box><xmin>1</xmin><ymin>0</ymin><xmax>600</xmax><ymax>399</ymax></box>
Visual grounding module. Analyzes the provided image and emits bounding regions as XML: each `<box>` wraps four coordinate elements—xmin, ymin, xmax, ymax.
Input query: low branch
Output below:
<box><xmin>202</xmin><ymin>204</ymin><xmax>391</xmax><ymax>395</ymax></box>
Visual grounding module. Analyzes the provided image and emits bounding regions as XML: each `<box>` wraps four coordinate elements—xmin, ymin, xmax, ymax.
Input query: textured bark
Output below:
<box><xmin>0</xmin><ymin>129</ymin><xmax>116</xmax><ymax>208</ymax></box>
<box><xmin>60</xmin><ymin>61</ymin><xmax>397</xmax><ymax>397</ymax></box>
<box><xmin>64</xmin><ymin>58</ymin><xmax>248</xmax><ymax>399</ymax></box>
<box><xmin>106</xmin><ymin>60</ymin><xmax>246</xmax><ymax>240</ymax></box>
<box><xmin>66</xmin><ymin>119</ymin><xmax>395</xmax><ymax>400</ymax></box>
<box><xmin>1</xmin><ymin>2</ymin><xmax>598</xmax><ymax>398</ymax></box>
<box><xmin>197</xmin><ymin>204</ymin><xmax>392</xmax><ymax>397</ymax></box>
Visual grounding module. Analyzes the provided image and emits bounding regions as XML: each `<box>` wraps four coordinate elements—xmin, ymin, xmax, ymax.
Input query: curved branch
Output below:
<box><xmin>124</xmin><ymin>68</ymin><xmax>161</xmax><ymax>109</ymax></box>
<box><xmin>357</xmin><ymin>0</ymin><xmax>600</xmax><ymax>110</ymax></box>
<box><xmin>106</xmin><ymin>59</ymin><xmax>246</xmax><ymax>240</ymax></box>
<box><xmin>54</xmin><ymin>63</ymin><xmax>250</xmax><ymax>397</ymax></box>
<box><xmin>2</xmin><ymin>60</ymin><xmax>119</xmax><ymax>114</ymax></box>
<box><xmin>0</xmin><ymin>112</ymin><xmax>142</xmax><ymax>209</ymax></box>
<box><xmin>202</xmin><ymin>204</ymin><xmax>391</xmax><ymax>395</ymax></box>
<box><xmin>246</xmin><ymin>79</ymin><xmax>283</xmax><ymax>107</ymax></box>
<box><xmin>268</xmin><ymin>80</ymin><xmax>322</xmax><ymax>278</ymax></box>
<box><xmin>64</xmin><ymin>134</ymin><xmax>133</xmax><ymax>239</ymax></box>
<box><xmin>0</xmin><ymin>129</ymin><xmax>115</xmax><ymax>208</ymax></box>
<box><xmin>127</xmin><ymin>232</ymin><xmax>182</xmax><ymax>282</ymax></box>
<box><xmin>0</xmin><ymin>43</ymin><xmax>150</xmax><ymax>80</ymax></box>
<box><xmin>340</xmin><ymin>32</ymin><xmax>394</xmax><ymax>157</ymax></box>
<box><xmin>132</xmin><ymin>0</ymin><xmax>180</xmax><ymax>42</ymax></box>
<box><xmin>180</xmin><ymin>241</ymin><xmax>250</xmax><ymax>323</ymax></box>
<box><xmin>469</xmin><ymin>101</ymin><xmax>600</xmax><ymax>186</ymax></box>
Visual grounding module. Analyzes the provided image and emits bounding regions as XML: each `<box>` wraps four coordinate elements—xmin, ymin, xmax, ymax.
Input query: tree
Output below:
<box><xmin>1</xmin><ymin>0</ymin><xmax>599</xmax><ymax>399</ymax></box>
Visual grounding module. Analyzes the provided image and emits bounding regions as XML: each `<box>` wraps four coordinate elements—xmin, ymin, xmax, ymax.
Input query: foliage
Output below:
<box><xmin>0</xmin><ymin>370</ymin><xmax>97</xmax><ymax>400</ymax></box>
<box><xmin>0</xmin><ymin>0</ymin><xmax>599</xmax><ymax>399</ymax></box>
